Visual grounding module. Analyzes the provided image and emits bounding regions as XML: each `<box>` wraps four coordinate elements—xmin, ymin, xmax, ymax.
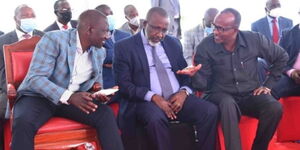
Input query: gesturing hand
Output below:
<box><xmin>176</xmin><ymin>64</ymin><xmax>202</xmax><ymax>77</ymax></box>
<box><xmin>68</xmin><ymin>92</ymin><xmax>98</xmax><ymax>114</ymax></box>
<box><xmin>253</xmin><ymin>86</ymin><xmax>271</xmax><ymax>96</ymax></box>
<box><xmin>151</xmin><ymin>94</ymin><xmax>177</xmax><ymax>120</ymax></box>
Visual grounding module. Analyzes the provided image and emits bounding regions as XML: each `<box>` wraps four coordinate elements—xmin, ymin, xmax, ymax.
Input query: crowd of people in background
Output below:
<box><xmin>0</xmin><ymin>0</ymin><xmax>299</xmax><ymax>150</ymax></box>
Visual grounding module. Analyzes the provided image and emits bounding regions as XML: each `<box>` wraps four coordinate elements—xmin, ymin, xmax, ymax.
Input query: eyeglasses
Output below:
<box><xmin>147</xmin><ymin>23</ymin><xmax>168</xmax><ymax>34</ymax></box>
<box><xmin>55</xmin><ymin>8</ymin><xmax>72</xmax><ymax>13</ymax></box>
<box><xmin>212</xmin><ymin>23</ymin><xmax>235</xmax><ymax>32</ymax></box>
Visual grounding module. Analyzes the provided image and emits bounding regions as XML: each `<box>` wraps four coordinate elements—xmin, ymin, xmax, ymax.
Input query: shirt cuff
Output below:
<box><xmin>180</xmin><ymin>86</ymin><xmax>193</xmax><ymax>94</ymax></box>
<box><xmin>144</xmin><ymin>91</ymin><xmax>156</xmax><ymax>102</ymax></box>
<box><xmin>286</xmin><ymin>69</ymin><xmax>295</xmax><ymax>77</ymax></box>
<box><xmin>60</xmin><ymin>90</ymin><xmax>73</xmax><ymax>104</ymax></box>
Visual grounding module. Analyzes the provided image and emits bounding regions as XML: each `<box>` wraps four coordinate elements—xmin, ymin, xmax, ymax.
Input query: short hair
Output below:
<box><xmin>220</xmin><ymin>8</ymin><xmax>241</xmax><ymax>28</ymax></box>
<box><xmin>54</xmin><ymin>0</ymin><xmax>68</xmax><ymax>10</ymax></box>
<box><xmin>14</xmin><ymin>4</ymin><xmax>31</xmax><ymax>17</ymax></box>
<box><xmin>77</xmin><ymin>9</ymin><xmax>106</xmax><ymax>30</ymax></box>
<box><xmin>95</xmin><ymin>4</ymin><xmax>110</xmax><ymax>13</ymax></box>
<box><xmin>146</xmin><ymin>7</ymin><xmax>168</xmax><ymax>21</ymax></box>
<box><xmin>124</xmin><ymin>4</ymin><xmax>136</xmax><ymax>16</ymax></box>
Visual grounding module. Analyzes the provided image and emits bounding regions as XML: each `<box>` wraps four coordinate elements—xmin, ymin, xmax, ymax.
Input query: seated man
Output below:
<box><xmin>178</xmin><ymin>8</ymin><xmax>288</xmax><ymax>150</ymax></box>
<box><xmin>114</xmin><ymin>7</ymin><xmax>218</xmax><ymax>150</ymax></box>
<box><xmin>11</xmin><ymin>10</ymin><xmax>123</xmax><ymax>150</ymax></box>
<box><xmin>95</xmin><ymin>4</ymin><xmax>130</xmax><ymax>89</ymax></box>
<box><xmin>272</xmin><ymin>11</ymin><xmax>300</xmax><ymax>99</ymax></box>
<box><xmin>119</xmin><ymin>4</ymin><xmax>144</xmax><ymax>35</ymax></box>
<box><xmin>44</xmin><ymin>0</ymin><xmax>77</xmax><ymax>32</ymax></box>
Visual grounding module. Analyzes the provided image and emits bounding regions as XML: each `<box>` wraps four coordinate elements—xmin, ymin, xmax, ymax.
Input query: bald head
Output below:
<box><xmin>203</xmin><ymin>8</ymin><xmax>219</xmax><ymax>27</ymax></box>
<box><xmin>146</xmin><ymin>7</ymin><xmax>168</xmax><ymax>22</ymax></box>
<box><xmin>266</xmin><ymin>0</ymin><xmax>281</xmax><ymax>11</ymax></box>
<box><xmin>124</xmin><ymin>5</ymin><xmax>137</xmax><ymax>16</ymax></box>
<box><xmin>78</xmin><ymin>9</ymin><xmax>106</xmax><ymax>30</ymax></box>
<box><xmin>95</xmin><ymin>4</ymin><xmax>112</xmax><ymax>16</ymax></box>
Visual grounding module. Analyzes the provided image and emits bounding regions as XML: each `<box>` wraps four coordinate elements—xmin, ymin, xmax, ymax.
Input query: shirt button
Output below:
<box><xmin>232</xmin><ymin>53</ymin><xmax>235</xmax><ymax>56</ymax></box>
<box><xmin>233</xmin><ymin>68</ymin><xmax>237</xmax><ymax>71</ymax></box>
<box><xmin>236</xmin><ymin>82</ymin><xmax>239</xmax><ymax>85</ymax></box>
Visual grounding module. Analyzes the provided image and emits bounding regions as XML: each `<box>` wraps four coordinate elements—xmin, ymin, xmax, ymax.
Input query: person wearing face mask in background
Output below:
<box><xmin>119</xmin><ymin>4</ymin><xmax>144</xmax><ymax>35</ymax></box>
<box><xmin>44</xmin><ymin>0</ymin><xmax>77</xmax><ymax>32</ymax></box>
<box><xmin>251</xmin><ymin>0</ymin><xmax>293</xmax><ymax>43</ymax></box>
<box><xmin>251</xmin><ymin>0</ymin><xmax>293</xmax><ymax>85</ymax></box>
<box><xmin>0</xmin><ymin>4</ymin><xmax>44</xmax><ymax>150</ymax></box>
<box><xmin>95</xmin><ymin>4</ymin><xmax>130</xmax><ymax>89</ymax></box>
<box><xmin>183</xmin><ymin>8</ymin><xmax>218</xmax><ymax>66</ymax></box>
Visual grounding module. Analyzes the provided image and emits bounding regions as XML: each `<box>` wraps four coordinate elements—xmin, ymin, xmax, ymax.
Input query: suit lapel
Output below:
<box><xmin>134</xmin><ymin>33</ymin><xmax>150</xmax><ymax>84</ymax></box>
<box><xmin>263</xmin><ymin>17</ymin><xmax>272</xmax><ymax>39</ymax></box>
<box><xmin>67</xmin><ymin>30</ymin><xmax>77</xmax><ymax>75</ymax></box>
<box><xmin>161</xmin><ymin>39</ymin><xmax>177</xmax><ymax>71</ymax></box>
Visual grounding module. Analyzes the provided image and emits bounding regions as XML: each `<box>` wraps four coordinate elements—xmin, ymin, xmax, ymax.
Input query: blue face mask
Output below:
<box><xmin>20</xmin><ymin>18</ymin><xmax>37</xmax><ymax>33</ymax></box>
<box><xmin>204</xmin><ymin>27</ymin><xmax>213</xmax><ymax>35</ymax></box>
<box><xmin>106</xmin><ymin>15</ymin><xmax>116</xmax><ymax>31</ymax></box>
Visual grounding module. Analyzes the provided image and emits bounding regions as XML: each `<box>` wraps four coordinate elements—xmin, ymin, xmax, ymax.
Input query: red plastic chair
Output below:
<box><xmin>3</xmin><ymin>36</ymin><xmax>99</xmax><ymax>150</ymax></box>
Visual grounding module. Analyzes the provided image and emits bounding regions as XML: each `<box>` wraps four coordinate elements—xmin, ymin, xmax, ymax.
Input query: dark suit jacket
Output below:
<box><xmin>0</xmin><ymin>31</ymin><xmax>4</xmax><ymax>36</ymax></box>
<box><xmin>279</xmin><ymin>24</ymin><xmax>300</xmax><ymax>73</ymax></box>
<box><xmin>251</xmin><ymin>16</ymin><xmax>293</xmax><ymax>40</ymax></box>
<box><xmin>43</xmin><ymin>20</ymin><xmax>77</xmax><ymax>32</ymax></box>
<box><xmin>0</xmin><ymin>29</ymin><xmax>44</xmax><ymax>92</ymax></box>
<box><xmin>113</xmin><ymin>32</ymin><xmax>190</xmax><ymax>136</ymax></box>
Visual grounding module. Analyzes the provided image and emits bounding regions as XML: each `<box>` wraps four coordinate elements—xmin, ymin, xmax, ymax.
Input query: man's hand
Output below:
<box><xmin>169</xmin><ymin>90</ymin><xmax>187</xmax><ymax>114</ymax></box>
<box><xmin>68</xmin><ymin>92</ymin><xmax>98</xmax><ymax>114</ymax></box>
<box><xmin>91</xmin><ymin>92</ymin><xmax>110</xmax><ymax>103</ymax></box>
<box><xmin>291</xmin><ymin>70</ymin><xmax>300</xmax><ymax>84</ymax></box>
<box><xmin>176</xmin><ymin>64</ymin><xmax>202</xmax><ymax>77</ymax></box>
<box><xmin>151</xmin><ymin>94</ymin><xmax>177</xmax><ymax>120</ymax></box>
<box><xmin>253</xmin><ymin>86</ymin><xmax>271</xmax><ymax>96</ymax></box>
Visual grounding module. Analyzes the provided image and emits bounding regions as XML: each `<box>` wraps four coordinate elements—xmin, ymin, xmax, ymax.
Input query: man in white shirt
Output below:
<box><xmin>11</xmin><ymin>10</ymin><xmax>124</xmax><ymax>150</ymax></box>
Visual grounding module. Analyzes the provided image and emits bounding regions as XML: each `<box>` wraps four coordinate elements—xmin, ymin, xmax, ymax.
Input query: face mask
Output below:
<box><xmin>268</xmin><ymin>7</ymin><xmax>281</xmax><ymax>18</ymax></box>
<box><xmin>145</xmin><ymin>29</ymin><xmax>160</xmax><ymax>46</ymax></box>
<box><xmin>20</xmin><ymin>18</ymin><xmax>37</xmax><ymax>33</ymax></box>
<box><xmin>204</xmin><ymin>27</ymin><xmax>213</xmax><ymax>35</ymax></box>
<box><xmin>58</xmin><ymin>11</ymin><xmax>72</xmax><ymax>23</ymax></box>
<box><xmin>128</xmin><ymin>16</ymin><xmax>140</xmax><ymax>27</ymax></box>
<box><xmin>107</xmin><ymin>15</ymin><xmax>116</xmax><ymax>31</ymax></box>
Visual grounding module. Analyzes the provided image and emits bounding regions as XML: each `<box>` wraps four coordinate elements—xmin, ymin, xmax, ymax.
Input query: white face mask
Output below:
<box><xmin>128</xmin><ymin>16</ymin><xmax>140</xmax><ymax>27</ymax></box>
<box><xmin>20</xmin><ymin>18</ymin><xmax>37</xmax><ymax>33</ymax></box>
<box><xmin>269</xmin><ymin>7</ymin><xmax>281</xmax><ymax>18</ymax></box>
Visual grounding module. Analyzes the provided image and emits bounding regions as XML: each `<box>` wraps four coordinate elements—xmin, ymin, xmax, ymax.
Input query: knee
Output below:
<box><xmin>265</xmin><ymin>102</ymin><xmax>282</xmax><ymax>117</ymax></box>
<box><xmin>145</xmin><ymin>114</ymin><xmax>168</xmax><ymax>129</ymax></box>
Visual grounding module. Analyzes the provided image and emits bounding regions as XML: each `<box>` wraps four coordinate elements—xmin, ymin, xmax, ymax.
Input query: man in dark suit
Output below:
<box><xmin>95</xmin><ymin>4</ymin><xmax>131</xmax><ymax>89</ymax></box>
<box><xmin>251</xmin><ymin>0</ymin><xmax>293</xmax><ymax>43</ymax></box>
<box><xmin>272</xmin><ymin>17</ymin><xmax>300</xmax><ymax>99</ymax></box>
<box><xmin>0</xmin><ymin>31</ymin><xmax>3</xmax><ymax>36</ymax></box>
<box><xmin>0</xmin><ymin>4</ymin><xmax>44</xmax><ymax>150</ymax></box>
<box><xmin>44</xmin><ymin>0</ymin><xmax>77</xmax><ymax>32</ymax></box>
<box><xmin>114</xmin><ymin>7</ymin><xmax>218</xmax><ymax>150</ymax></box>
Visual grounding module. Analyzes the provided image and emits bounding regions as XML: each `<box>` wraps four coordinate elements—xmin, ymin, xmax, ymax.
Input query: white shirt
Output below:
<box><xmin>15</xmin><ymin>28</ymin><xmax>33</xmax><ymax>41</ymax></box>
<box><xmin>56</xmin><ymin>20</ymin><xmax>72</xmax><ymax>30</ymax></box>
<box><xmin>60</xmin><ymin>31</ymin><xmax>93</xmax><ymax>104</ymax></box>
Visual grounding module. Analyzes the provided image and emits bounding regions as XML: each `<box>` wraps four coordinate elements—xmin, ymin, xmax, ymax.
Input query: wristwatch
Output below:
<box><xmin>181</xmin><ymin>89</ymin><xmax>190</xmax><ymax>96</ymax></box>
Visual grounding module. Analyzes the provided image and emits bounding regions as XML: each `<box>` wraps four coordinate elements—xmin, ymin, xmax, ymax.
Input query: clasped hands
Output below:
<box><xmin>291</xmin><ymin>69</ymin><xmax>300</xmax><ymax>84</ymax></box>
<box><xmin>151</xmin><ymin>90</ymin><xmax>188</xmax><ymax>120</ymax></box>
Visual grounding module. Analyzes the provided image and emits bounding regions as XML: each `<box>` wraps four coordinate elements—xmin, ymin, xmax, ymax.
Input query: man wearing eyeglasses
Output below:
<box><xmin>177</xmin><ymin>8</ymin><xmax>288</xmax><ymax>150</ymax></box>
<box><xmin>114</xmin><ymin>7</ymin><xmax>218</xmax><ymax>150</ymax></box>
<box><xmin>44</xmin><ymin>0</ymin><xmax>77</xmax><ymax>32</ymax></box>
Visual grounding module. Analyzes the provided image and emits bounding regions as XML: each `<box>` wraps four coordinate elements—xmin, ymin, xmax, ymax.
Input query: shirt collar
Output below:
<box><xmin>15</xmin><ymin>28</ymin><xmax>33</xmax><ymax>40</ymax></box>
<box><xmin>140</xmin><ymin>29</ymin><xmax>162</xmax><ymax>47</ymax></box>
<box><xmin>267</xmin><ymin>15</ymin><xmax>279</xmax><ymax>23</ymax></box>
<box><xmin>56</xmin><ymin>20</ymin><xmax>72</xmax><ymax>30</ymax></box>
<box><xmin>76</xmin><ymin>31</ymin><xmax>85</xmax><ymax>54</ymax></box>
